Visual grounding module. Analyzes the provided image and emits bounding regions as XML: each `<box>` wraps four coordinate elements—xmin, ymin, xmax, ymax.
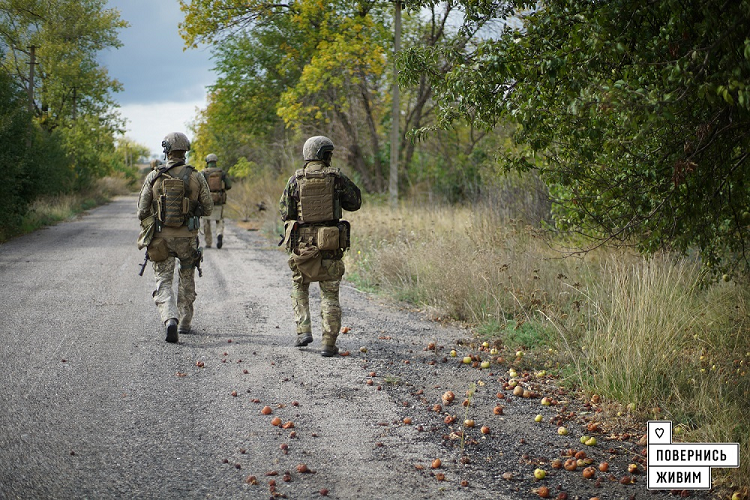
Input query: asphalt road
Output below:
<box><xmin>0</xmin><ymin>195</ymin><xmax>491</xmax><ymax>500</ymax></box>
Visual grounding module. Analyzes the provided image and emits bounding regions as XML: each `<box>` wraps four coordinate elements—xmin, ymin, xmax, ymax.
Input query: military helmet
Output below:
<box><xmin>150</xmin><ymin>159</ymin><xmax>163</xmax><ymax>170</ymax></box>
<box><xmin>303</xmin><ymin>136</ymin><xmax>334</xmax><ymax>162</ymax></box>
<box><xmin>161</xmin><ymin>132</ymin><xmax>191</xmax><ymax>154</ymax></box>
<box><xmin>205</xmin><ymin>153</ymin><xmax>218</xmax><ymax>163</ymax></box>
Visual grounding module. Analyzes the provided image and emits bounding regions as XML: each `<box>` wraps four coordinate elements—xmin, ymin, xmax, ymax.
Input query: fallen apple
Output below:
<box><xmin>533</xmin><ymin>468</ymin><xmax>546</xmax><ymax>480</ymax></box>
<box><xmin>480</xmin><ymin>361</ymin><xmax>491</xmax><ymax>369</ymax></box>
<box><xmin>450</xmin><ymin>350</ymin><xmax>457</xmax><ymax>357</ymax></box>
<box><xmin>431</xmin><ymin>458</ymin><xmax>442</xmax><ymax>469</ymax></box>
<box><xmin>534</xmin><ymin>414</ymin><xmax>543</xmax><ymax>422</ymax></box>
<box><xmin>541</xmin><ymin>397</ymin><xmax>552</xmax><ymax>406</ymax></box>
<box><xmin>462</xmin><ymin>356</ymin><xmax>472</xmax><ymax>364</ymax></box>
<box><xmin>537</xmin><ymin>486</ymin><xmax>550</xmax><ymax>498</ymax></box>
<box><xmin>557</xmin><ymin>426</ymin><xmax>569</xmax><ymax>435</ymax></box>
<box><xmin>480</xmin><ymin>425</ymin><xmax>491</xmax><ymax>434</ymax></box>
<box><xmin>464</xmin><ymin>419</ymin><xmax>475</xmax><ymax>428</ymax></box>
<box><xmin>598</xmin><ymin>462</ymin><xmax>609</xmax><ymax>472</ymax></box>
<box><xmin>585</xmin><ymin>437</ymin><xmax>597</xmax><ymax>446</ymax></box>
<box><xmin>563</xmin><ymin>459</ymin><xmax>577</xmax><ymax>471</ymax></box>
<box><xmin>582</xmin><ymin>466</ymin><xmax>596</xmax><ymax>479</ymax></box>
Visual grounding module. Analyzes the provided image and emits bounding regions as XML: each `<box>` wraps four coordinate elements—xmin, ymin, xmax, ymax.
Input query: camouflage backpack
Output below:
<box><xmin>204</xmin><ymin>167</ymin><xmax>226</xmax><ymax>205</ymax></box>
<box><xmin>152</xmin><ymin>165</ymin><xmax>195</xmax><ymax>227</ymax></box>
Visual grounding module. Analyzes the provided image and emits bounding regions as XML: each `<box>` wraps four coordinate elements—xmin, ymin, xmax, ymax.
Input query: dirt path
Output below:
<box><xmin>0</xmin><ymin>195</ymin><xmax>715</xmax><ymax>499</ymax></box>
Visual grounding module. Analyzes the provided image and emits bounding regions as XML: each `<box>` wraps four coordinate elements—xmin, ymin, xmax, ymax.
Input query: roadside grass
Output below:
<box><xmin>343</xmin><ymin>196</ymin><xmax>750</xmax><ymax>490</ymax></box>
<box><xmin>224</xmin><ymin>171</ymin><xmax>287</xmax><ymax>238</ymax></box>
<box><xmin>3</xmin><ymin>176</ymin><xmax>133</xmax><ymax>242</ymax></box>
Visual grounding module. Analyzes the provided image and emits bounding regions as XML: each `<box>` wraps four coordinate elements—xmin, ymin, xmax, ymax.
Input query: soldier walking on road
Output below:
<box><xmin>279</xmin><ymin>136</ymin><xmax>361</xmax><ymax>357</ymax></box>
<box><xmin>201</xmin><ymin>153</ymin><xmax>232</xmax><ymax>249</ymax></box>
<box><xmin>137</xmin><ymin>132</ymin><xmax>214</xmax><ymax>343</ymax></box>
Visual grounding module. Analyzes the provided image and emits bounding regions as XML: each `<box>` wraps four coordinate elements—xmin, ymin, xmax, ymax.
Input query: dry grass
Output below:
<box><xmin>343</xmin><ymin>197</ymin><xmax>749</xmax><ymax>489</ymax></box>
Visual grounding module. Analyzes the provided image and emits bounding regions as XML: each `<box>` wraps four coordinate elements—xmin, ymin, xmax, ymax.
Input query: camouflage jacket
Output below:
<box><xmin>279</xmin><ymin>161</ymin><xmax>361</xmax><ymax>222</ymax></box>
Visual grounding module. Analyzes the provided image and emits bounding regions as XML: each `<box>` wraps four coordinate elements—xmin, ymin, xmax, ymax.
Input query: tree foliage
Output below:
<box><xmin>401</xmin><ymin>0</ymin><xmax>750</xmax><ymax>272</ymax></box>
<box><xmin>181</xmin><ymin>0</ymin><xmax>508</xmax><ymax>197</ymax></box>
<box><xmin>0</xmin><ymin>0</ymin><xmax>128</xmax><ymax>239</ymax></box>
<box><xmin>0</xmin><ymin>0</ymin><xmax>127</xmax><ymax>189</ymax></box>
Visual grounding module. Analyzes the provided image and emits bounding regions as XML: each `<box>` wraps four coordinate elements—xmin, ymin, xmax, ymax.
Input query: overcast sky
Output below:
<box><xmin>98</xmin><ymin>0</ymin><xmax>216</xmax><ymax>158</ymax></box>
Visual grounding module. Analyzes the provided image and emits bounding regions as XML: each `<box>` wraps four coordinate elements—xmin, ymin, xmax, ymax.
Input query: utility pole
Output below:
<box><xmin>28</xmin><ymin>45</ymin><xmax>37</xmax><ymax>113</ymax></box>
<box><xmin>389</xmin><ymin>1</ymin><xmax>401</xmax><ymax>209</ymax></box>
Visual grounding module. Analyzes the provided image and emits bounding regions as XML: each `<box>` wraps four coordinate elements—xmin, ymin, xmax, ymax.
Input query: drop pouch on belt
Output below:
<box><xmin>147</xmin><ymin>237</ymin><xmax>169</xmax><ymax>262</ymax></box>
<box><xmin>137</xmin><ymin>214</ymin><xmax>156</xmax><ymax>250</ymax></box>
<box><xmin>291</xmin><ymin>244</ymin><xmax>324</xmax><ymax>283</ymax></box>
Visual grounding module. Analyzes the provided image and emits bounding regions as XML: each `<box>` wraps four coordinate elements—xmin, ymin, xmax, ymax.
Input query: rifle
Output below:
<box><xmin>138</xmin><ymin>251</ymin><xmax>149</xmax><ymax>276</ymax></box>
<box><xmin>194</xmin><ymin>236</ymin><xmax>203</xmax><ymax>277</ymax></box>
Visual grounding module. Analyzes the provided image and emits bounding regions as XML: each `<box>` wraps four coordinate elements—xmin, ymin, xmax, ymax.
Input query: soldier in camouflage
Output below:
<box><xmin>137</xmin><ymin>132</ymin><xmax>214</xmax><ymax>343</ymax></box>
<box><xmin>201</xmin><ymin>153</ymin><xmax>232</xmax><ymax>249</ymax></box>
<box><xmin>279</xmin><ymin>136</ymin><xmax>361</xmax><ymax>357</ymax></box>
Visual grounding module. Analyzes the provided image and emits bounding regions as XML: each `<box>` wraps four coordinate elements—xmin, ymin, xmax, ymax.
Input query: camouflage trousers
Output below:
<box><xmin>152</xmin><ymin>237</ymin><xmax>198</xmax><ymax>330</ymax></box>
<box><xmin>289</xmin><ymin>257</ymin><xmax>345</xmax><ymax>347</ymax></box>
<box><xmin>203</xmin><ymin>218</ymin><xmax>224</xmax><ymax>247</ymax></box>
<box><xmin>291</xmin><ymin>280</ymin><xmax>342</xmax><ymax>347</ymax></box>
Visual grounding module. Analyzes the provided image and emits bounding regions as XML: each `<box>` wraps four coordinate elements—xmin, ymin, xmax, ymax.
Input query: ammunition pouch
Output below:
<box><xmin>186</xmin><ymin>215</ymin><xmax>201</xmax><ymax>231</ymax></box>
<box><xmin>147</xmin><ymin>237</ymin><xmax>169</xmax><ymax>262</ymax></box>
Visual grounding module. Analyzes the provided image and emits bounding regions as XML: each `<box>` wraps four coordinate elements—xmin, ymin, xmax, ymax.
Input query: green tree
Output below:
<box><xmin>402</xmin><ymin>0</ymin><xmax>750</xmax><ymax>272</ymax></box>
<box><xmin>0</xmin><ymin>0</ymin><xmax>127</xmax><ymax>189</ymax></box>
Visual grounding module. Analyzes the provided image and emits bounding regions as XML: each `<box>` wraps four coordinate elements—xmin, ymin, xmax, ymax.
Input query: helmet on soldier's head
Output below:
<box><xmin>161</xmin><ymin>132</ymin><xmax>191</xmax><ymax>155</ymax></box>
<box><xmin>303</xmin><ymin>136</ymin><xmax>334</xmax><ymax>164</ymax></box>
<box><xmin>150</xmin><ymin>159</ymin><xmax>163</xmax><ymax>170</ymax></box>
<box><xmin>206</xmin><ymin>153</ymin><xmax>218</xmax><ymax>163</ymax></box>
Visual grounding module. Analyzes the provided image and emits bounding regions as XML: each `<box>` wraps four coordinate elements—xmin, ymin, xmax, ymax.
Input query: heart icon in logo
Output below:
<box><xmin>655</xmin><ymin>428</ymin><xmax>664</xmax><ymax>438</ymax></box>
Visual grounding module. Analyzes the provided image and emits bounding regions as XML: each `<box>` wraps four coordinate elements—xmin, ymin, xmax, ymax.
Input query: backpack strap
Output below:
<box><xmin>179</xmin><ymin>165</ymin><xmax>194</xmax><ymax>199</ymax></box>
<box><xmin>149</xmin><ymin>161</ymin><xmax>184</xmax><ymax>188</ymax></box>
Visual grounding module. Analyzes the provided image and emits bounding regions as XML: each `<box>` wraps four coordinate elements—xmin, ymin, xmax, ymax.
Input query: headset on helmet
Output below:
<box><xmin>161</xmin><ymin>132</ymin><xmax>191</xmax><ymax>155</ymax></box>
<box><xmin>303</xmin><ymin>136</ymin><xmax>334</xmax><ymax>164</ymax></box>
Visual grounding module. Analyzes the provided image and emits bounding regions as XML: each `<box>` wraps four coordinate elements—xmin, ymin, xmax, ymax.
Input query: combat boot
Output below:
<box><xmin>320</xmin><ymin>344</ymin><xmax>339</xmax><ymax>357</ymax></box>
<box><xmin>217</xmin><ymin>234</ymin><xmax>223</xmax><ymax>249</ymax></box>
<box><xmin>165</xmin><ymin>318</ymin><xmax>178</xmax><ymax>343</ymax></box>
<box><xmin>294</xmin><ymin>332</ymin><xmax>313</xmax><ymax>347</ymax></box>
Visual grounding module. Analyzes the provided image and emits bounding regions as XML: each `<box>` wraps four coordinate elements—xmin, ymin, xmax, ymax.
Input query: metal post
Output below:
<box><xmin>389</xmin><ymin>1</ymin><xmax>401</xmax><ymax>209</ymax></box>
<box><xmin>28</xmin><ymin>45</ymin><xmax>37</xmax><ymax>113</ymax></box>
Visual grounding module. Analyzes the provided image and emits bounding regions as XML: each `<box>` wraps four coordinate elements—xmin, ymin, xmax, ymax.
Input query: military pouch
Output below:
<box><xmin>187</xmin><ymin>216</ymin><xmax>201</xmax><ymax>231</ymax></box>
<box><xmin>338</xmin><ymin>220</ymin><xmax>351</xmax><ymax>250</ymax></box>
<box><xmin>317</xmin><ymin>226</ymin><xmax>340</xmax><ymax>251</ymax></box>
<box><xmin>281</xmin><ymin>220</ymin><xmax>298</xmax><ymax>251</ymax></box>
<box><xmin>147</xmin><ymin>237</ymin><xmax>169</xmax><ymax>262</ymax></box>
<box><xmin>291</xmin><ymin>243</ymin><xmax>323</xmax><ymax>283</ymax></box>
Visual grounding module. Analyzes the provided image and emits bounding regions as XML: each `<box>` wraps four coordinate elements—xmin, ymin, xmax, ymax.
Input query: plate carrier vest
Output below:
<box><xmin>295</xmin><ymin>164</ymin><xmax>342</xmax><ymax>224</ymax></box>
<box><xmin>151</xmin><ymin>164</ymin><xmax>198</xmax><ymax>228</ymax></box>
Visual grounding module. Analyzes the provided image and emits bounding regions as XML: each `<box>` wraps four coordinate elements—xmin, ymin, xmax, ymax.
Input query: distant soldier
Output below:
<box><xmin>201</xmin><ymin>153</ymin><xmax>232</xmax><ymax>249</ymax></box>
<box><xmin>150</xmin><ymin>159</ymin><xmax>163</xmax><ymax>170</ymax></box>
<box><xmin>279</xmin><ymin>136</ymin><xmax>361</xmax><ymax>357</ymax></box>
<box><xmin>137</xmin><ymin>132</ymin><xmax>213</xmax><ymax>343</ymax></box>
